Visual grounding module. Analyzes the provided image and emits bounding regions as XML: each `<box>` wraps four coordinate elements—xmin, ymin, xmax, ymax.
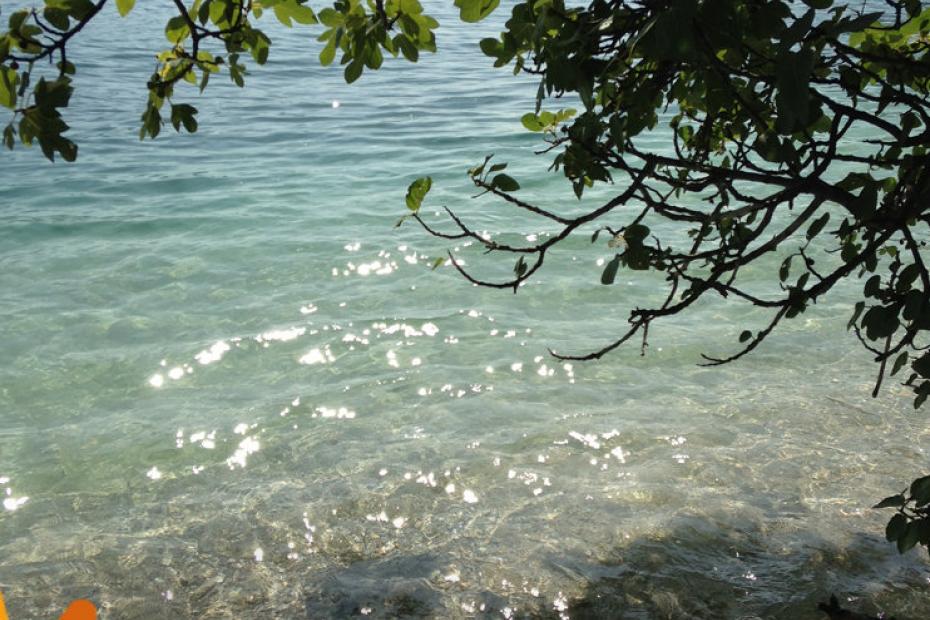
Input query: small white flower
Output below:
<box><xmin>607</xmin><ymin>233</ymin><xmax>626</xmax><ymax>249</ymax></box>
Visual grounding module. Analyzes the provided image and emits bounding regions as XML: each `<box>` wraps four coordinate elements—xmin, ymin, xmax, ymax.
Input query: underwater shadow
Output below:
<box><xmin>519</xmin><ymin>512</ymin><xmax>928</xmax><ymax>620</ymax></box>
<box><xmin>296</xmin><ymin>510</ymin><xmax>928</xmax><ymax>619</ymax></box>
<box><xmin>303</xmin><ymin>552</ymin><xmax>447</xmax><ymax>618</ymax></box>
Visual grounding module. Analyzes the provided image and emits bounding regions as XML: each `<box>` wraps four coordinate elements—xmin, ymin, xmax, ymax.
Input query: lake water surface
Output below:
<box><xmin>1</xmin><ymin>2</ymin><xmax>928</xmax><ymax>618</ymax></box>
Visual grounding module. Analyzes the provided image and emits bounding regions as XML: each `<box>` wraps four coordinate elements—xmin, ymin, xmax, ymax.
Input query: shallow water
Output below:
<box><xmin>1</xmin><ymin>3</ymin><xmax>928</xmax><ymax>619</ymax></box>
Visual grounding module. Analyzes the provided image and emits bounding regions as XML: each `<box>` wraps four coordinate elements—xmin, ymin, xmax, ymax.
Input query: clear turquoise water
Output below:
<box><xmin>1</xmin><ymin>3</ymin><xmax>928</xmax><ymax>618</ymax></box>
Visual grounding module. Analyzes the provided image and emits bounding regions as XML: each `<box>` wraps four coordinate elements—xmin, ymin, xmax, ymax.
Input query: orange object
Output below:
<box><xmin>59</xmin><ymin>599</ymin><xmax>96</xmax><ymax>620</ymax></box>
<box><xmin>0</xmin><ymin>591</ymin><xmax>9</xmax><ymax>620</ymax></box>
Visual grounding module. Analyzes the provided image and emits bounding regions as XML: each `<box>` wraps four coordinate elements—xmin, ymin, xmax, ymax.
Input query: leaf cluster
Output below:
<box><xmin>0</xmin><ymin>0</ymin><xmax>476</xmax><ymax>158</ymax></box>
<box><xmin>410</xmin><ymin>0</ymin><xmax>930</xmax><ymax>411</ymax></box>
<box><xmin>876</xmin><ymin>475</ymin><xmax>930</xmax><ymax>555</ymax></box>
<box><xmin>398</xmin><ymin>0</ymin><xmax>930</xmax><ymax>558</ymax></box>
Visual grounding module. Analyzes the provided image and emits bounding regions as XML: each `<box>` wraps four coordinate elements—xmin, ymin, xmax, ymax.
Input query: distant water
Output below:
<box><xmin>1</xmin><ymin>3</ymin><xmax>928</xmax><ymax>618</ymax></box>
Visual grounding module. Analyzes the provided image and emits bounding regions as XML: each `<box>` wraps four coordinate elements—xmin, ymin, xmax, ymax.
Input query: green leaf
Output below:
<box><xmin>781</xmin><ymin>8</ymin><xmax>815</xmax><ymax>48</ymax></box>
<box><xmin>273</xmin><ymin>4</ymin><xmax>294</xmax><ymax>27</ymax></box>
<box><xmin>851</xmin><ymin>184</ymin><xmax>878</xmax><ymax>219</ymax></box>
<box><xmin>886</xmin><ymin>513</ymin><xmax>907</xmax><ymax>541</ymax></box>
<box><xmin>915</xmin><ymin>518</ymin><xmax>930</xmax><ymax>545</ymax></box>
<box><xmin>910</xmin><ymin>475</ymin><xmax>930</xmax><ymax>506</ymax></box>
<box><xmin>0</xmin><ymin>66</ymin><xmax>17</xmax><ymax>110</ymax></box>
<box><xmin>873</xmin><ymin>494</ymin><xmax>906</xmax><ymax>509</ymax></box>
<box><xmin>863</xmin><ymin>305</ymin><xmax>899</xmax><ymax>341</ymax></box>
<box><xmin>60</xmin><ymin>0</ymin><xmax>94</xmax><ymax>20</ymax></box>
<box><xmin>170</xmin><ymin>103</ymin><xmax>198</xmax><ymax>133</ymax></box>
<box><xmin>864</xmin><ymin>274</ymin><xmax>882</xmax><ymax>298</ymax></box>
<box><xmin>479</xmin><ymin>37</ymin><xmax>501</xmax><ymax>56</ymax></box>
<box><xmin>268</xmin><ymin>0</ymin><xmax>316</xmax><ymax>26</ymax></box>
<box><xmin>914</xmin><ymin>353</ymin><xmax>930</xmax><ymax>380</ymax></box>
<box><xmin>891</xmin><ymin>352</ymin><xmax>909</xmax><ymax>376</ymax></box>
<box><xmin>365</xmin><ymin>45</ymin><xmax>383</xmax><ymax>70</ymax></box>
<box><xmin>8</xmin><ymin>9</ymin><xmax>29</xmax><ymax>30</ymax></box>
<box><xmin>898</xmin><ymin>521</ymin><xmax>921</xmax><ymax>553</ymax></box>
<box><xmin>319</xmin><ymin>38</ymin><xmax>337</xmax><ymax>66</ymax></box>
<box><xmin>779</xmin><ymin>255</ymin><xmax>793</xmax><ymax>282</ymax></box>
<box><xmin>396</xmin><ymin>35</ymin><xmax>419</xmax><ymax>62</ymax></box>
<box><xmin>56</xmin><ymin>136</ymin><xmax>77</xmax><ymax>162</ymax></box>
<box><xmin>521</xmin><ymin>113</ymin><xmax>543</xmax><ymax>132</ymax></box>
<box><xmin>250</xmin><ymin>30</ymin><xmax>271</xmax><ymax>64</ymax></box>
<box><xmin>806</xmin><ymin>212</ymin><xmax>829</xmax><ymax>240</ymax></box>
<box><xmin>289</xmin><ymin>1</ymin><xmax>317</xmax><ymax>24</ymax></box>
<box><xmin>198</xmin><ymin>0</ymin><xmax>211</xmax><ymax>24</ymax></box>
<box><xmin>468</xmin><ymin>155</ymin><xmax>492</xmax><ymax>178</ymax></box>
<box><xmin>835</xmin><ymin>11</ymin><xmax>882</xmax><ymax>35</ymax></box>
<box><xmin>847</xmin><ymin>301</ymin><xmax>865</xmax><ymax>330</ymax></box>
<box><xmin>555</xmin><ymin>108</ymin><xmax>577</xmax><ymax>123</ymax></box>
<box><xmin>491</xmin><ymin>173</ymin><xmax>519</xmax><ymax>192</ymax></box>
<box><xmin>916</xmin><ymin>382</ymin><xmax>930</xmax><ymax>409</ymax></box>
<box><xmin>775</xmin><ymin>48</ymin><xmax>814</xmax><ymax>134</ymax></box>
<box><xmin>318</xmin><ymin>8</ymin><xmax>343</xmax><ymax>27</ymax></box>
<box><xmin>454</xmin><ymin>0</ymin><xmax>499</xmax><ymax>23</ymax></box>
<box><xmin>601</xmin><ymin>255</ymin><xmax>621</xmax><ymax>285</ymax></box>
<box><xmin>33</xmin><ymin>77</ymin><xmax>72</xmax><ymax>113</ymax></box>
<box><xmin>115</xmin><ymin>0</ymin><xmax>135</xmax><ymax>17</ymax></box>
<box><xmin>405</xmin><ymin>176</ymin><xmax>432</xmax><ymax>212</ymax></box>
<box><xmin>624</xmin><ymin>224</ymin><xmax>650</xmax><ymax>243</ymax></box>
<box><xmin>739</xmin><ymin>330</ymin><xmax>752</xmax><ymax>343</ymax></box>
<box><xmin>623</xmin><ymin>245</ymin><xmax>651</xmax><ymax>271</ymax></box>
<box><xmin>897</xmin><ymin>264</ymin><xmax>920</xmax><ymax>293</ymax></box>
<box><xmin>345</xmin><ymin>60</ymin><xmax>363</xmax><ymax>84</ymax></box>
<box><xmin>229</xmin><ymin>63</ymin><xmax>244</xmax><ymax>87</ymax></box>
<box><xmin>903</xmin><ymin>290</ymin><xmax>926</xmax><ymax>322</ymax></box>
<box><xmin>2</xmin><ymin>124</ymin><xmax>14</xmax><ymax>150</ymax></box>
<box><xmin>139</xmin><ymin>102</ymin><xmax>162</xmax><ymax>140</ymax></box>
<box><xmin>43</xmin><ymin>7</ymin><xmax>70</xmax><ymax>30</ymax></box>
<box><xmin>165</xmin><ymin>15</ymin><xmax>190</xmax><ymax>44</ymax></box>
